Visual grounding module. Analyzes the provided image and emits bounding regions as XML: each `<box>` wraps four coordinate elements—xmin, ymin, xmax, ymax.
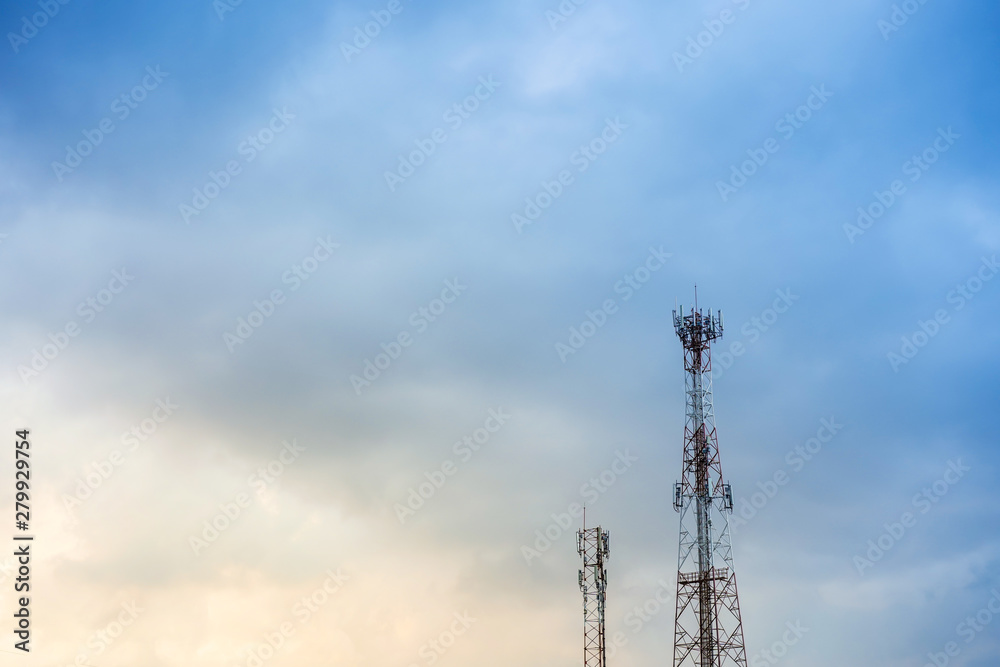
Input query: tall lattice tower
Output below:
<box><xmin>671</xmin><ymin>301</ymin><xmax>747</xmax><ymax>667</ymax></box>
<box><xmin>577</xmin><ymin>523</ymin><xmax>610</xmax><ymax>667</ymax></box>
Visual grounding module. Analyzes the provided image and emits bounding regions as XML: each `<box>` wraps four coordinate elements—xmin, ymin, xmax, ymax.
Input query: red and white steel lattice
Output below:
<box><xmin>671</xmin><ymin>304</ymin><xmax>748</xmax><ymax>667</ymax></box>
<box><xmin>578</xmin><ymin>525</ymin><xmax>610</xmax><ymax>667</ymax></box>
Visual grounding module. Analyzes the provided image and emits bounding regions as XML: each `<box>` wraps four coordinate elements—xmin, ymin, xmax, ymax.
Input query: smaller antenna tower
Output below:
<box><xmin>578</xmin><ymin>523</ymin><xmax>611</xmax><ymax>667</ymax></box>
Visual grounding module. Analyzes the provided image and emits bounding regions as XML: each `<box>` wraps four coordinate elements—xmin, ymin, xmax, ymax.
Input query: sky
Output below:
<box><xmin>0</xmin><ymin>0</ymin><xmax>999</xmax><ymax>666</ymax></box>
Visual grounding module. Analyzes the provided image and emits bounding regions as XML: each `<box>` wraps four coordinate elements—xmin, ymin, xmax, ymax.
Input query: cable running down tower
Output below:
<box><xmin>671</xmin><ymin>301</ymin><xmax>747</xmax><ymax>667</ymax></box>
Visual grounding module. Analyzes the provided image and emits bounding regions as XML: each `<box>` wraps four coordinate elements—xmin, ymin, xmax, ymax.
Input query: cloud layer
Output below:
<box><xmin>1</xmin><ymin>0</ymin><xmax>998</xmax><ymax>665</ymax></box>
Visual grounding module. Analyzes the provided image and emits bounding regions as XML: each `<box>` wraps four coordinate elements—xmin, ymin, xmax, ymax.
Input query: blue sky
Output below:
<box><xmin>1</xmin><ymin>1</ymin><xmax>999</xmax><ymax>666</ymax></box>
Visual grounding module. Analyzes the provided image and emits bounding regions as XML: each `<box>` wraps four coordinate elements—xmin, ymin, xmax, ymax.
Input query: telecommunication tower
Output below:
<box><xmin>577</xmin><ymin>522</ymin><xmax>610</xmax><ymax>667</ymax></box>
<box><xmin>671</xmin><ymin>300</ymin><xmax>747</xmax><ymax>667</ymax></box>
